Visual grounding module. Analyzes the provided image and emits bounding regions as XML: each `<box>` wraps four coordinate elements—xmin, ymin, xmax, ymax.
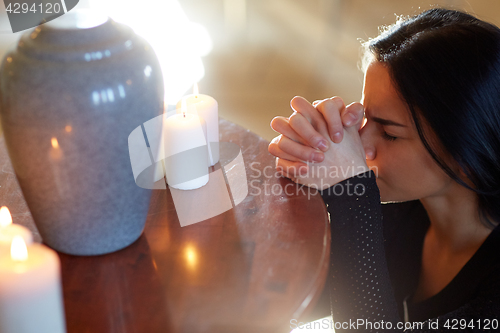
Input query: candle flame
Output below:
<box><xmin>51</xmin><ymin>137</ymin><xmax>60</xmax><ymax>149</ymax></box>
<box><xmin>10</xmin><ymin>236</ymin><xmax>28</xmax><ymax>262</ymax></box>
<box><xmin>181</xmin><ymin>98</ymin><xmax>187</xmax><ymax>117</ymax></box>
<box><xmin>193</xmin><ymin>83</ymin><xmax>199</xmax><ymax>97</ymax></box>
<box><xmin>0</xmin><ymin>206</ymin><xmax>12</xmax><ymax>227</ymax></box>
<box><xmin>65</xmin><ymin>125</ymin><xmax>72</xmax><ymax>133</ymax></box>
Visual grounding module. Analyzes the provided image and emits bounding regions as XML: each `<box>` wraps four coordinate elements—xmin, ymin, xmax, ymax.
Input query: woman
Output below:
<box><xmin>269</xmin><ymin>8</ymin><xmax>500</xmax><ymax>332</ymax></box>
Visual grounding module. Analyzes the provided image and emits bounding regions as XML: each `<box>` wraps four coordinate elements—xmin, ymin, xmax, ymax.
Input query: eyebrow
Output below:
<box><xmin>371</xmin><ymin>116</ymin><xmax>407</xmax><ymax>127</ymax></box>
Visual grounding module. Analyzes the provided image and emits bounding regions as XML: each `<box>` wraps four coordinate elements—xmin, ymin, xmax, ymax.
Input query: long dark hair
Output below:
<box><xmin>365</xmin><ymin>8</ymin><xmax>500</xmax><ymax>227</ymax></box>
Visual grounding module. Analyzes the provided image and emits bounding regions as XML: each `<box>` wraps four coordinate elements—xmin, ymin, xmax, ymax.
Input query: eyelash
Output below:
<box><xmin>382</xmin><ymin>131</ymin><xmax>397</xmax><ymax>141</ymax></box>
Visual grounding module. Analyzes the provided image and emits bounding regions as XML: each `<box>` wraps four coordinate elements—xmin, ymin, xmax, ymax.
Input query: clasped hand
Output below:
<box><xmin>268</xmin><ymin>96</ymin><xmax>369</xmax><ymax>190</ymax></box>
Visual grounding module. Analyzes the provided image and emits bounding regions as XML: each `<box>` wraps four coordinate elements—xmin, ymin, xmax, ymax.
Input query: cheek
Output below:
<box><xmin>371</xmin><ymin>142</ymin><xmax>450</xmax><ymax>201</ymax></box>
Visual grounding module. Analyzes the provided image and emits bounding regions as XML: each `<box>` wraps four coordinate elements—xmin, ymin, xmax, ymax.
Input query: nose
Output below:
<box><xmin>359</xmin><ymin>122</ymin><xmax>376</xmax><ymax>160</ymax></box>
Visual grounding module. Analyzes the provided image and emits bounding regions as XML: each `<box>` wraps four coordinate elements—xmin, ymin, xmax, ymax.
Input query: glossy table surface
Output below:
<box><xmin>0</xmin><ymin>118</ymin><xmax>330</xmax><ymax>333</ymax></box>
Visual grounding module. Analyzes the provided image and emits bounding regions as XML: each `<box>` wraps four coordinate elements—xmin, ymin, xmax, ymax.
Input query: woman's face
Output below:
<box><xmin>360</xmin><ymin>60</ymin><xmax>453</xmax><ymax>202</ymax></box>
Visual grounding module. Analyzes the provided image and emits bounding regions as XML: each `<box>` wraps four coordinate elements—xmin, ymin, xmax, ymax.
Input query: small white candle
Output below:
<box><xmin>163</xmin><ymin>101</ymin><xmax>209</xmax><ymax>190</ymax></box>
<box><xmin>177</xmin><ymin>84</ymin><xmax>219</xmax><ymax>166</ymax></box>
<box><xmin>0</xmin><ymin>237</ymin><xmax>66</xmax><ymax>333</ymax></box>
<box><xmin>0</xmin><ymin>206</ymin><xmax>33</xmax><ymax>248</ymax></box>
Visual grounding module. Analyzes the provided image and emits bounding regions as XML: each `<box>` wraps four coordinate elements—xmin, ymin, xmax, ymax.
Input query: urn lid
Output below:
<box><xmin>15</xmin><ymin>9</ymin><xmax>137</xmax><ymax>62</ymax></box>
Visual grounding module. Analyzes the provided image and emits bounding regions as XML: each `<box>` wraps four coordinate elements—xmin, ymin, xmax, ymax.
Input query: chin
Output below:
<box><xmin>376</xmin><ymin>179</ymin><xmax>411</xmax><ymax>204</ymax></box>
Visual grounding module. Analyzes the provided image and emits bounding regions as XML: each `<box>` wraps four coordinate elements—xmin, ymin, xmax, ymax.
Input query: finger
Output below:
<box><xmin>288</xmin><ymin>112</ymin><xmax>329</xmax><ymax>151</ymax></box>
<box><xmin>312</xmin><ymin>99</ymin><xmax>326</xmax><ymax>107</ymax></box>
<box><xmin>290</xmin><ymin>96</ymin><xmax>316</xmax><ymax>123</ymax></box>
<box><xmin>268</xmin><ymin>135</ymin><xmax>307</xmax><ymax>162</ymax></box>
<box><xmin>316</xmin><ymin>97</ymin><xmax>345</xmax><ymax>143</ymax></box>
<box><xmin>342</xmin><ymin>102</ymin><xmax>365</xmax><ymax>128</ymax></box>
<box><xmin>277</xmin><ymin>135</ymin><xmax>324</xmax><ymax>163</ymax></box>
<box><xmin>276</xmin><ymin>158</ymin><xmax>309</xmax><ymax>179</ymax></box>
<box><xmin>270</xmin><ymin>116</ymin><xmax>307</xmax><ymax>145</ymax></box>
<box><xmin>291</xmin><ymin>96</ymin><xmax>331</xmax><ymax>140</ymax></box>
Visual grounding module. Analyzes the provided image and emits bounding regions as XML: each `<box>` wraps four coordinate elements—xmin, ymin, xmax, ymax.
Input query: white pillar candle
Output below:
<box><xmin>0</xmin><ymin>207</ymin><xmax>33</xmax><ymax>248</ymax></box>
<box><xmin>163</xmin><ymin>110</ymin><xmax>209</xmax><ymax>190</ymax></box>
<box><xmin>0</xmin><ymin>237</ymin><xmax>66</xmax><ymax>333</ymax></box>
<box><xmin>176</xmin><ymin>84</ymin><xmax>219</xmax><ymax>166</ymax></box>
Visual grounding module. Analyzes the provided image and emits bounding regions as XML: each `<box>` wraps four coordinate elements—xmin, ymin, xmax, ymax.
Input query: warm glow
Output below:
<box><xmin>152</xmin><ymin>259</ymin><xmax>158</xmax><ymax>271</ymax></box>
<box><xmin>0</xmin><ymin>206</ymin><xmax>12</xmax><ymax>227</ymax></box>
<box><xmin>10</xmin><ymin>236</ymin><xmax>28</xmax><ymax>262</ymax></box>
<box><xmin>193</xmin><ymin>83</ymin><xmax>199</xmax><ymax>96</ymax></box>
<box><xmin>224</xmin><ymin>0</ymin><xmax>247</xmax><ymax>32</ymax></box>
<box><xmin>181</xmin><ymin>98</ymin><xmax>187</xmax><ymax>117</ymax></box>
<box><xmin>89</xmin><ymin>0</ymin><xmax>213</xmax><ymax>104</ymax></box>
<box><xmin>65</xmin><ymin>125</ymin><xmax>72</xmax><ymax>133</ymax></box>
<box><xmin>184</xmin><ymin>244</ymin><xmax>198</xmax><ymax>270</ymax></box>
<box><xmin>51</xmin><ymin>138</ymin><xmax>60</xmax><ymax>149</ymax></box>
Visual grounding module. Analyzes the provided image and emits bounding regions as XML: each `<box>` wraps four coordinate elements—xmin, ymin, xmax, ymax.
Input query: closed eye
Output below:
<box><xmin>382</xmin><ymin>131</ymin><xmax>397</xmax><ymax>141</ymax></box>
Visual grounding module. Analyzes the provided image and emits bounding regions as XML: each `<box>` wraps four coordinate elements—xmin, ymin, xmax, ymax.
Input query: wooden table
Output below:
<box><xmin>0</xmin><ymin>119</ymin><xmax>330</xmax><ymax>333</ymax></box>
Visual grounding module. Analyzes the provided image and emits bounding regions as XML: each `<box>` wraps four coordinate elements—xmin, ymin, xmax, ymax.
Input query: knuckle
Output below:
<box><xmin>268</xmin><ymin>142</ymin><xmax>278</xmax><ymax>155</ymax></box>
<box><xmin>277</xmin><ymin>137</ymin><xmax>293</xmax><ymax>154</ymax></box>
<box><xmin>277</xmin><ymin>138</ymin><xmax>285</xmax><ymax>149</ymax></box>
<box><xmin>270</xmin><ymin>117</ymin><xmax>280</xmax><ymax>129</ymax></box>
<box><xmin>350</xmin><ymin>101</ymin><xmax>363</xmax><ymax>109</ymax></box>
<box><xmin>306</xmin><ymin>132</ymin><xmax>319</xmax><ymax>145</ymax></box>
<box><xmin>270</xmin><ymin>135</ymin><xmax>281</xmax><ymax>145</ymax></box>
<box><xmin>317</xmin><ymin>99</ymin><xmax>342</xmax><ymax>117</ymax></box>
<box><xmin>314</xmin><ymin>99</ymin><xmax>328</xmax><ymax>111</ymax></box>
<box><xmin>288</xmin><ymin>112</ymin><xmax>303</xmax><ymax>127</ymax></box>
<box><xmin>286</xmin><ymin>164</ymin><xmax>299</xmax><ymax>176</ymax></box>
<box><xmin>330</xmin><ymin>96</ymin><xmax>345</xmax><ymax>108</ymax></box>
<box><xmin>291</xmin><ymin>95</ymin><xmax>303</xmax><ymax>104</ymax></box>
<box><xmin>276</xmin><ymin>158</ymin><xmax>286</xmax><ymax>169</ymax></box>
<box><xmin>291</xmin><ymin>95</ymin><xmax>309</xmax><ymax>107</ymax></box>
<box><xmin>347</xmin><ymin>102</ymin><xmax>364</xmax><ymax>114</ymax></box>
<box><xmin>291</xmin><ymin>99</ymin><xmax>313</xmax><ymax>117</ymax></box>
<box><xmin>312</xmin><ymin>99</ymin><xmax>324</xmax><ymax>106</ymax></box>
<box><xmin>324</xmin><ymin>100</ymin><xmax>343</xmax><ymax>113</ymax></box>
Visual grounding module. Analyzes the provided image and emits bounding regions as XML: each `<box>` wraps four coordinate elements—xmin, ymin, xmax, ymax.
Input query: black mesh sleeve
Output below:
<box><xmin>320</xmin><ymin>171</ymin><xmax>400</xmax><ymax>332</ymax></box>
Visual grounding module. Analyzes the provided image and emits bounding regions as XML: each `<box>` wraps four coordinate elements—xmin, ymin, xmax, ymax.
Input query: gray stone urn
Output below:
<box><xmin>0</xmin><ymin>11</ymin><xmax>164</xmax><ymax>255</ymax></box>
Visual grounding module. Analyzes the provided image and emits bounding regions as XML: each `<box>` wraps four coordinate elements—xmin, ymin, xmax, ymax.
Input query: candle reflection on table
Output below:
<box><xmin>184</xmin><ymin>244</ymin><xmax>198</xmax><ymax>271</ymax></box>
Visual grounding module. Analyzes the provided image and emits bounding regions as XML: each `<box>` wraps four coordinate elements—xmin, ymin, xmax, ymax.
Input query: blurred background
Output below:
<box><xmin>1</xmin><ymin>0</ymin><xmax>500</xmax><ymax>142</ymax></box>
<box><xmin>0</xmin><ymin>1</ymin><xmax>499</xmax><ymax>329</ymax></box>
<box><xmin>176</xmin><ymin>0</ymin><xmax>500</xmax><ymax>141</ymax></box>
